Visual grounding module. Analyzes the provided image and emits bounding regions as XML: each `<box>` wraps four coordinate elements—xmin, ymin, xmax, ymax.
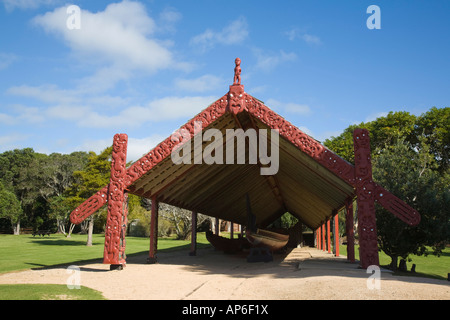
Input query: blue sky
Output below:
<box><xmin>1</xmin><ymin>0</ymin><xmax>449</xmax><ymax>161</ymax></box>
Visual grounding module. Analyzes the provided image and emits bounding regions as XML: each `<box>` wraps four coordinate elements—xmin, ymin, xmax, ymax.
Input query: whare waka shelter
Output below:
<box><xmin>70</xmin><ymin>58</ymin><xmax>421</xmax><ymax>270</ymax></box>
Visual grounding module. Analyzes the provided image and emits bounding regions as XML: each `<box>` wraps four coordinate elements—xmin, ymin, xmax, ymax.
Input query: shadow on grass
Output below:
<box><xmin>30</xmin><ymin>239</ymin><xmax>103</xmax><ymax>246</ymax></box>
<box><xmin>26</xmin><ymin>243</ymin><xmax>212</xmax><ymax>272</ymax></box>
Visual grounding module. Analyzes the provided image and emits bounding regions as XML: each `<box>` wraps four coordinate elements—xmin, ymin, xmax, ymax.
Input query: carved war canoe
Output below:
<box><xmin>206</xmin><ymin>231</ymin><xmax>248</xmax><ymax>254</ymax></box>
<box><xmin>245</xmin><ymin>229</ymin><xmax>289</xmax><ymax>252</ymax></box>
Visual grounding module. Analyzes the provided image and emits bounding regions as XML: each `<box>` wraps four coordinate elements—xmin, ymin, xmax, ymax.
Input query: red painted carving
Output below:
<box><xmin>246</xmin><ymin>95</ymin><xmax>356</xmax><ymax>185</ymax></box>
<box><xmin>70</xmin><ymin>185</ymin><xmax>108</xmax><ymax>225</ymax></box>
<box><xmin>345</xmin><ymin>198</ymin><xmax>355</xmax><ymax>263</ymax></box>
<box><xmin>374</xmin><ymin>184</ymin><xmax>420</xmax><ymax>226</ymax></box>
<box><xmin>103</xmin><ymin>133</ymin><xmax>128</xmax><ymax>266</ymax></box>
<box><xmin>68</xmin><ymin>59</ymin><xmax>422</xmax><ymax>269</ymax></box>
<box><xmin>233</xmin><ymin>57</ymin><xmax>242</xmax><ymax>85</ymax></box>
<box><xmin>353</xmin><ymin>129</ymin><xmax>379</xmax><ymax>268</ymax></box>
<box><xmin>227</xmin><ymin>58</ymin><xmax>246</xmax><ymax>114</ymax></box>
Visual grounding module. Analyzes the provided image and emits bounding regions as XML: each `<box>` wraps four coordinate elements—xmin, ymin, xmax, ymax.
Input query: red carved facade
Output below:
<box><xmin>103</xmin><ymin>133</ymin><xmax>128</xmax><ymax>266</ymax></box>
<box><xmin>69</xmin><ymin>58</ymin><xmax>421</xmax><ymax>269</ymax></box>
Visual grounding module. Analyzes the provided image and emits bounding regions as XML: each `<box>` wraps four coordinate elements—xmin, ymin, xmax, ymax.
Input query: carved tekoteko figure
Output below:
<box><xmin>233</xmin><ymin>57</ymin><xmax>241</xmax><ymax>85</ymax></box>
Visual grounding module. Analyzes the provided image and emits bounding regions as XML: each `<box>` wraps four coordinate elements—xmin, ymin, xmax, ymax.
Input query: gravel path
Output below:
<box><xmin>0</xmin><ymin>247</ymin><xmax>448</xmax><ymax>300</ymax></box>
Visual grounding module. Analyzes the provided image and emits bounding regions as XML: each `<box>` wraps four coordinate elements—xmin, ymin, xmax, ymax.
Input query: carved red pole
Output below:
<box><xmin>148</xmin><ymin>195</ymin><xmax>159</xmax><ymax>264</ymax></box>
<box><xmin>327</xmin><ymin>219</ymin><xmax>331</xmax><ymax>253</ymax></box>
<box><xmin>189</xmin><ymin>211</ymin><xmax>197</xmax><ymax>256</ymax></box>
<box><xmin>334</xmin><ymin>212</ymin><xmax>340</xmax><ymax>257</ymax></box>
<box><xmin>322</xmin><ymin>223</ymin><xmax>326</xmax><ymax>251</ymax></box>
<box><xmin>317</xmin><ymin>227</ymin><xmax>321</xmax><ymax>249</ymax></box>
<box><xmin>353</xmin><ymin>129</ymin><xmax>379</xmax><ymax>268</ymax></box>
<box><xmin>103</xmin><ymin>134</ymin><xmax>128</xmax><ymax>269</ymax></box>
<box><xmin>345</xmin><ymin>198</ymin><xmax>355</xmax><ymax>262</ymax></box>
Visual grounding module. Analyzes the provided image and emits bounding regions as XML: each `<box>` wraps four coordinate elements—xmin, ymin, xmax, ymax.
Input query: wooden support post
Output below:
<box><xmin>215</xmin><ymin>217</ymin><xmax>219</xmax><ymax>235</ymax></box>
<box><xmin>322</xmin><ymin>223</ymin><xmax>326</xmax><ymax>251</ymax></box>
<box><xmin>189</xmin><ymin>211</ymin><xmax>197</xmax><ymax>256</ymax></box>
<box><xmin>317</xmin><ymin>227</ymin><xmax>321</xmax><ymax>249</ymax></box>
<box><xmin>230</xmin><ymin>222</ymin><xmax>234</xmax><ymax>239</ymax></box>
<box><xmin>147</xmin><ymin>195</ymin><xmax>158</xmax><ymax>264</ymax></box>
<box><xmin>345</xmin><ymin>198</ymin><xmax>355</xmax><ymax>263</ymax></box>
<box><xmin>327</xmin><ymin>218</ymin><xmax>331</xmax><ymax>253</ymax></box>
<box><xmin>103</xmin><ymin>134</ymin><xmax>128</xmax><ymax>269</ymax></box>
<box><xmin>354</xmin><ymin>129</ymin><xmax>379</xmax><ymax>268</ymax></box>
<box><xmin>334</xmin><ymin>212</ymin><xmax>339</xmax><ymax>257</ymax></box>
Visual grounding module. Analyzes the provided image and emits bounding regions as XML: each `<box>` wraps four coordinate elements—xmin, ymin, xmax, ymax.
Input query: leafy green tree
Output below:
<box><xmin>373</xmin><ymin>139</ymin><xmax>450</xmax><ymax>269</ymax></box>
<box><xmin>0</xmin><ymin>181</ymin><xmax>23</xmax><ymax>234</ymax></box>
<box><xmin>65</xmin><ymin>147</ymin><xmax>112</xmax><ymax>245</ymax></box>
<box><xmin>413</xmin><ymin>107</ymin><xmax>449</xmax><ymax>173</ymax></box>
<box><xmin>325</xmin><ymin>107</ymin><xmax>449</xmax><ymax>269</ymax></box>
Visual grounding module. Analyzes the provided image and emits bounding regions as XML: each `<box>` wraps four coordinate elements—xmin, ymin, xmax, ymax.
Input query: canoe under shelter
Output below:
<box><xmin>70</xmin><ymin>58</ymin><xmax>420</xmax><ymax>270</ymax></box>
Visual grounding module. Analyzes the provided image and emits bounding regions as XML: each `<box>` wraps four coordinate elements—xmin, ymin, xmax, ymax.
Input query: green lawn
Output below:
<box><xmin>0</xmin><ymin>233</ymin><xmax>210</xmax><ymax>274</ymax></box>
<box><xmin>339</xmin><ymin>245</ymin><xmax>450</xmax><ymax>280</ymax></box>
<box><xmin>0</xmin><ymin>284</ymin><xmax>106</xmax><ymax>300</ymax></box>
<box><xmin>0</xmin><ymin>233</ymin><xmax>211</xmax><ymax>300</ymax></box>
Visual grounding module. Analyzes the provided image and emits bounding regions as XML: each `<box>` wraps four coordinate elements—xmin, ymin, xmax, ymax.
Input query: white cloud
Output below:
<box><xmin>32</xmin><ymin>1</ymin><xmax>189</xmax><ymax>90</ymax></box>
<box><xmin>252</xmin><ymin>49</ymin><xmax>297</xmax><ymax>73</ymax></box>
<box><xmin>190</xmin><ymin>16</ymin><xmax>248</xmax><ymax>52</ymax></box>
<box><xmin>365</xmin><ymin>111</ymin><xmax>388</xmax><ymax>123</ymax></box>
<box><xmin>0</xmin><ymin>53</ymin><xmax>17</xmax><ymax>70</ymax></box>
<box><xmin>266</xmin><ymin>99</ymin><xmax>311</xmax><ymax>116</ymax></box>
<box><xmin>285</xmin><ymin>28</ymin><xmax>322</xmax><ymax>45</ymax></box>
<box><xmin>175</xmin><ymin>75</ymin><xmax>224</xmax><ymax>93</ymax></box>
<box><xmin>0</xmin><ymin>112</ymin><xmax>15</xmax><ymax>124</ymax></box>
<box><xmin>77</xmin><ymin>134</ymin><xmax>166</xmax><ymax>162</ymax></box>
<box><xmin>36</xmin><ymin>96</ymin><xmax>217</xmax><ymax>129</ymax></box>
<box><xmin>7</xmin><ymin>84</ymin><xmax>79</xmax><ymax>104</ymax></box>
<box><xmin>0</xmin><ymin>133</ymin><xmax>30</xmax><ymax>151</ymax></box>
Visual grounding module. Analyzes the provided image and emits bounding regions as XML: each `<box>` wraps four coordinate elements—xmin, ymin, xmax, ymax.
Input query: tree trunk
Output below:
<box><xmin>86</xmin><ymin>218</ymin><xmax>94</xmax><ymax>246</ymax></box>
<box><xmin>67</xmin><ymin>223</ymin><xmax>75</xmax><ymax>238</ymax></box>
<box><xmin>390</xmin><ymin>255</ymin><xmax>398</xmax><ymax>270</ymax></box>
<box><xmin>57</xmin><ymin>218</ymin><xmax>66</xmax><ymax>235</ymax></box>
<box><xmin>13</xmin><ymin>220</ymin><xmax>20</xmax><ymax>235</ymax></box>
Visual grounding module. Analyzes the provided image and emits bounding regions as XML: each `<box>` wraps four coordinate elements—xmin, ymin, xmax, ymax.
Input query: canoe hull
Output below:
<box><xmin>206</xmin><ymin>231</ymin><xmax>248</xmax><ymax>254</ymax></box>
<box><xmin>246</xmin><ymin>229</ymin><xmax>289</xmax><ymax>252</ymax></box>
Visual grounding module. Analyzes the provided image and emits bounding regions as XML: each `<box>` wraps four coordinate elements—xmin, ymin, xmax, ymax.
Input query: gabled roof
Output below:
<box><xmin>70</xmin><ymin>61</ymin><xmax>420</xmax><ymax>229</ymax></box>
<box><xmin>123</xmin><ymin>85</ymin><xmax>356</xmax><ymax>229</ymax></box>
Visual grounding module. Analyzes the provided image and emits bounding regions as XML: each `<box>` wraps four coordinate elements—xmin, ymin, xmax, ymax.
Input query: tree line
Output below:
<box><xmin>0</xmin><ymin>145</ymin><xmax>206</xmax><ymax>243</ymax></box>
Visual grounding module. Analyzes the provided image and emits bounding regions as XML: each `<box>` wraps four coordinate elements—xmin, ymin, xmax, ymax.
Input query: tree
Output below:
<box><xmin>65</xmin><ymin>147</ymin><xmax>112</xmax><ymax>245</ymax></box>
<box><xmin>0</xmin><ymin>148</ymin><xmax>37</xmax><ymax>232</ymax></box>
<box><xmin>413</xmin><ymin>107</ymin><xmax>449</xmax><ymax>173</ymax></box>
<box><xmin>373</xmin><ymin>139</ymin><xmax>449</xmax><ymax>269</ymax></box>
<box><xmin>325</xmin><ymin>107</ymin><xmax>449</xmax><ymax>268</ymax></box>
<box><xmin>0</xmin><ymin>181</ymin><xmax>23</xmax><ymax>235</ymax></box>
<box><xmin>141</xmin><ymin>198</ymin><xmax>209</xmax><ymax>240</ymax></box>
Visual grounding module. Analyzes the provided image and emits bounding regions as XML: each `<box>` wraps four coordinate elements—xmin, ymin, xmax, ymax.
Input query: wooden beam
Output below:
<box><xmin>189</xmin><ymin>211</ymin><xmax>197</xmax><ymax>256</ymax></box>
<box><xmin>147</xmin><ymin>195</ymin><xmax>158</xmax><ymax>264</ymax></box>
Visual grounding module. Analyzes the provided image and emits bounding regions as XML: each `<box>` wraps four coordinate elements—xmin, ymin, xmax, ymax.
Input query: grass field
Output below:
<box><xmin>0</xmin><ymin>233</ymin><xmax>210</xmax><ymax>274</ymax></box>
<box><xmin>0</xmin><ymin>233</ymin><xmax>211</xmax><ymax>300</ymax></box>
<box><xmin>338</xmin><ymin>245</ymin><xmax>450</xmax><ymax>281</ymax></box>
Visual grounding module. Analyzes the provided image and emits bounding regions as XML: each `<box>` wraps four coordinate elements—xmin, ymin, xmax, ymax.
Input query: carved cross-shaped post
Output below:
<box><xmin>103</xmin><ymin>134</ymin><xmax>128</xmax><ymax>269</ymax></box>
<box><xmin>353</xmin><ymin>129</ymin><xmax>379</xmax><ymax>268</ymax></box>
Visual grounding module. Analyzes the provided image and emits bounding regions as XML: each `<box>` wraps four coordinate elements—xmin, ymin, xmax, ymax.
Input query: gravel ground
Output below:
<box><xmin>0</xmin><ymin>247</ymin><xmax>448</xmax><ymax>300</ymax></box>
